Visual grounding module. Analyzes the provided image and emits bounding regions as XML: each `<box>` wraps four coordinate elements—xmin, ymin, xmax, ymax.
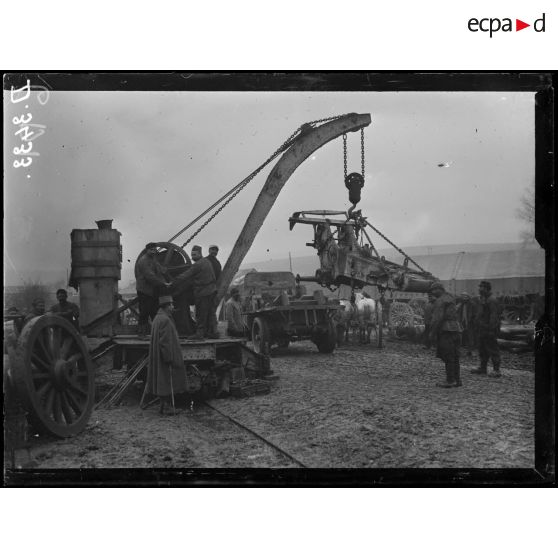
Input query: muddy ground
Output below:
<box><xmin>6</xmin><ymin>337</ymin><xmax>534</xmax><ymax>471</ymax></box>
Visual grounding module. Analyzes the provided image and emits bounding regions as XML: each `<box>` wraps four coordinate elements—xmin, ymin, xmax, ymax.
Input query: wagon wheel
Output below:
<box><xmin>252</xmin><ymin>317</ymin><xmax>271</xmax><ymax>355</ymax></box>
<box><xmin>316</xmin><ymin>319</ymin><xmax>337</xmax><ymax>353</ymax></box>
<box><xmin>389</xmin><ymin>302</ymin><xmax>415</xmax><ymax>328</ymax></box>
<box><xmin>409</xmin><ymin>298</ymin><xmax>426</xmax><ymax>319</ymax></box>
<box><xmin>11</xmin><ymin>315</ymin><xmax>95</xmax><ymax>438</ymax></box>
<box><xmin>502</xmin><ymin>306</ymin><xmax>522</xmax><ymax>324</ymax></box>
<box><xmin>135</xmin><ymin>241</ymin><xmax>192</xmax><ymax>282</ymax></box>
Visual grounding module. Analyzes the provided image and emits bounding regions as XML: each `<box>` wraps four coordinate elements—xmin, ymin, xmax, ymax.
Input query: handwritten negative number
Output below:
<box><xmin>13</xmin><ymin>113</ymin><xmax>32</xmax><ymax>126</ymax></box>
<box><xmin>14</xmin><ymin>142</ymin><xmax>33</xmax><ymax>155</ymax></box>
<box><xmin>14</xmin><ymin>157</ymin><xmax>32</xmax><ymax>168</ymax></box>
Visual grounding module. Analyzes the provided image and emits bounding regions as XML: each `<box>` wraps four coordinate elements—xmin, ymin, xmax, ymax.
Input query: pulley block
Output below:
<box><xmin>345</xmin><ymin>172</ymin><xmax>364</xmax><ymax>205</ymax></box>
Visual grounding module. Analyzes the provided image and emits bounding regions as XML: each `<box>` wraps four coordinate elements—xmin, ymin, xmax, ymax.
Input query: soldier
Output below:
<box><xmin>145</xmin><ymin>295</ymin><xmax>187</xmax><ymax>415</ymax></box>
<box><xmin>23</xmin><ymin>298</ymin><xmax>46</xmax><ymax>325</ymax></box>
<box><xmin>50</xmin><ymin>288</ymin><xmax>80</xmax><ymax>331</ymax></box>
<box><xmin>135</xmin><ymin>242</ymin><xmax>172</xmax><ymax>336</ymax></box>
<box><xmin>206</xmin><ymin>245</ymin><xmax>222</xmax><ymax>335</ymax></box>
<box><xmin>173</xmin><ymin>245</ymin><xmax>218</xmax><ymax>340</ymax></box>
<box><xmin>206</xmin><ymin>245</ymin><xmax>222</xmax><ymax>282</ymax></box>
<box><xmin>224</xmin><ymin>287</ymin><xmax>245</xmax><ymax>337</ymax></box>
<box><xmin>471</xmin><ymin>281</ymin><xmax>502</xmax><ymax>378</ymax></box>
<box><xmin>422</xmin><ymin>292</ymin><xmax>436</xmax><ymax>349</ymax></box>
<box><xmin>429</xmin><ymin>282</ymin><xmax>463</xmax><ymax>388</ymax></box>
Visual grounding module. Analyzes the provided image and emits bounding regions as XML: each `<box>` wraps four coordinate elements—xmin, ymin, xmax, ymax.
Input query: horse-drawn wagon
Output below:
<box><xmin>238</xmin><ymin>271</ymin><xmax>339</xmax><ymax>355</ymax></box>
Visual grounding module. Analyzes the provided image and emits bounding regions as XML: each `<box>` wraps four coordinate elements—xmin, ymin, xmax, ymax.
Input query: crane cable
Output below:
<box><xmin>362</xmin><ymin>218</ymin><xmax>429</xmax><ymax>274</ymax></box>
<box><xmin>168</xmin><ymin>114</ymin><xmax>355</xmax><ymax>248</ymax></box>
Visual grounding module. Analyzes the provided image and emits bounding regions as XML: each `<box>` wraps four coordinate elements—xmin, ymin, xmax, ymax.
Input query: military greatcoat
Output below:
<box><xmin>146</xmin><ymin>309</ymin><xmax>187</xmax><ymax>397</ymax></box>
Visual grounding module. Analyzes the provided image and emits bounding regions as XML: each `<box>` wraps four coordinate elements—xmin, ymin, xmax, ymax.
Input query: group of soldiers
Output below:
<box><xmin>425</xmin><ymin>280</ymin><xmax>501</xmax><ymax>388</ymax></box>
<box><xmin>135</xmin><ymin>242</ymin><xmax>222</xmax><ymax>340</ymax></box>
<box><xmin>136</xmin><ymin>242</ymin><xmax>249</xmax><ymax>414</ymax></box>
<box><xmin>8</xmin><ymin>288</ymin><xmax>80</xmax><ymax>334</ymax></box>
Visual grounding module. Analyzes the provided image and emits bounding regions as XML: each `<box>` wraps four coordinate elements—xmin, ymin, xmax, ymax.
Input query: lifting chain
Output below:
<box><xmin>361</xmin><ymin>127</ymin><xmax>365</xmax><ymax>178</ymax></box>
<box><xmin>343</xmin><ymin>129</ymin><xmax>366</xmax><ymax>208</ymax></box>
<box><xmin>172</xmin><ymin>114</ymin><xmax>354</xmax><ymax>248</ymax></box>
<box><xmin>342</xmin><ymin>128</ymin><xmax>365</xmax><ymax>179</ymax></box>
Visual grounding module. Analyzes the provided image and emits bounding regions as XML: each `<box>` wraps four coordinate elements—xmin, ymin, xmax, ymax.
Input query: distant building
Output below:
<box><xmin>412</xmin><ymin>248</ymin><xmax>544</xmax><ymax>297</ymax></box>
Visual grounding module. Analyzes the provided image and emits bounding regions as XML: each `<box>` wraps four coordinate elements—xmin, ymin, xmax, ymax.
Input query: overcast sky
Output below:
<box><xmin>4</xmin><ymin>89</ymin><xmax>534</xmax><ymax>286</ymax></box>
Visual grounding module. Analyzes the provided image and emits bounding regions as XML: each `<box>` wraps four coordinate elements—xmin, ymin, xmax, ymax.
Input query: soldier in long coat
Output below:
<box><xmin>145</xmin><ymin>296</ymin><xmax>187</xmax><ymax>414</ymax></box>
<box><xmin>429</xmin><ymin>282</ymin><xmax>463</xmax><ymax>388</ymax></box>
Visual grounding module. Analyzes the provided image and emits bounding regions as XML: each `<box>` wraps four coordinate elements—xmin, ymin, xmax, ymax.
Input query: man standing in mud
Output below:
<box><xmin>471</xmin><ymin>281</ymin><xmax>502</xmax><ymax>378</ymax></box>
<box><xmin>145</xmin><ymin>295</ymin><xmax>187</xmax><ymax>415</ymax></box>
<box><xmin>429</xmin><ymin>282</ymin><xmax>462</xmax><ymax>388</ymax></box>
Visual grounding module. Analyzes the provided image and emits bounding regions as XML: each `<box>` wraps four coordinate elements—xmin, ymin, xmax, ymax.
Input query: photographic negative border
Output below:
<box><xmin>3</xmin><ymin>71</ymin><xmax>555</xmax><ymax>487</ymax></box>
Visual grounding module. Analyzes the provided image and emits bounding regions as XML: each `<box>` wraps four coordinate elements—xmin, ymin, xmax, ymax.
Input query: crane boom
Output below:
<box><xmin>216</xmin><ymin>113</ymin><xmax>371</xmax><ymax>303</ymax></box>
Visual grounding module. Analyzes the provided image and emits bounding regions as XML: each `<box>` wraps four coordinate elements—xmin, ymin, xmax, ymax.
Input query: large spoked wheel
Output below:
<box><xmin>135</xmin><ymin>242</ymin><xmax>192</xmax><ymax>282</ymax></box>
<box><xmin>316</xmin><ymin>319</ymin><xmax>337</xmax><ymax>353</ymax></box>
<box><xmin>389</xmin><ymin>302</ymin><xmax>416</xmax><ymax>329</ymax></box>
<box><xmin>252</xmin><ymin>317</ymin><xmax>271</xmax><ymax>355</ymax></box>
<box><xmin>11</xmin><ymin>315</ymin><xmax>95</xmax><ymax>438</ymax></box>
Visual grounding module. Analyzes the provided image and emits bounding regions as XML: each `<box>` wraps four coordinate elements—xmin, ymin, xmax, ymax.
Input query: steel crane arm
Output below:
<box><xmin>216</xmin><ymin>113</ymin><xmax>372</xmax><ymax>303</ymax></box>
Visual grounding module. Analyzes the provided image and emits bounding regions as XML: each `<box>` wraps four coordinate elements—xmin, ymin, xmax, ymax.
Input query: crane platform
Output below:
<box><xmin>110</xmin><ymin>334</ymin><xmax>273</xmax><ymax>381</ymax></box>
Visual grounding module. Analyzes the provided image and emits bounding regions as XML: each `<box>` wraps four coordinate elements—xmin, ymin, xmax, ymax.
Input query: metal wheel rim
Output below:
<box><xmin>13</xmin><ymin>315</ymin><xmax>95</xmax><ymax>437</ymax></box>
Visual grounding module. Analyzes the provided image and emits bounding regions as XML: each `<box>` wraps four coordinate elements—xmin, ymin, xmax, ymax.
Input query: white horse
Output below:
<box><xmin>334</xmin><ymin>293</ymin><xmax>381</xmax><ymax>344</ymax></box>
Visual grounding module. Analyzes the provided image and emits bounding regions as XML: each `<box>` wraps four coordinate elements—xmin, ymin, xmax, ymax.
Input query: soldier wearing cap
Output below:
<box><xmin>225</xmin><ymin>287</ymin><xmax>246</xmax><ymax>337</ymax></box>
<box><xmin>206</xmin><ymin>245</ymin><xmax>222</xmax><ymax>335</ymax></box>
<box><xmin>23</xmin><ymin>297</ymin><xmax>46</xmax><ymax>325</ymax></box>
<box><xmin>135</xmin><ymin>242</ymin><xmax>172</xmax><ymax>336</ymax></box>
<box><xmin>145</xmin><ymin>295</ymin><xmax>187</xmax><ymax>415</ymax></box>
<box><xmin>471</xmin><ymin>281</ymin><xmax>501</xmax><ymax>377</ymax></box>
<box><xmin>173</xmin><ymin>245</ymin><xmax>218</xmax><ymax>339</ymax></box>
<box><xmin>50</xmin><ymin>288</ymin><xmax>80</xmax><ymax>331</ymax></box>
<box><xmin>206</xmin><ymin>245</ymin><xmax>222</xmax><ymax>282</ymax></box>
<box><xmin>429</xmin><ymin>282</ymin><xmax>463</xmax><ymax>388</ymax></box>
